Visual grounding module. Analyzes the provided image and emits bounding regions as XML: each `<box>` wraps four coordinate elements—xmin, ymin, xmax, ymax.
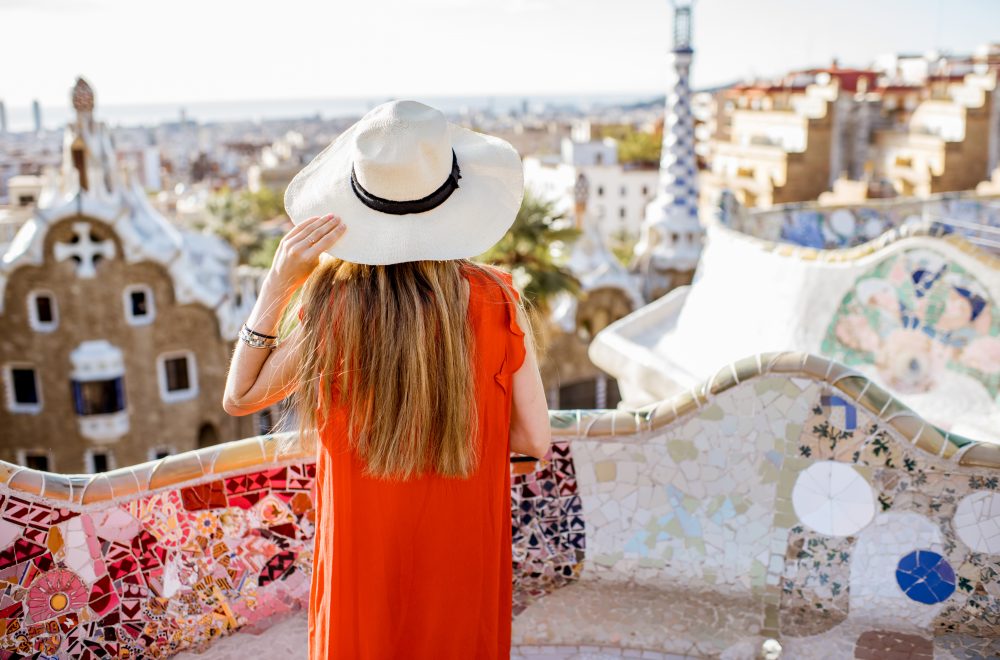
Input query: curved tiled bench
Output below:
<box><xmin>591</xmin><ymin>221</ymin><xmax>1000</xmax><ymax>444</ymax></box>
<box><xmin>1</xmin><ymin>353</ymin><xmax>999</xmax><ymax>658</ymax></box>
<box><xmin>720</xmin><ymin>191</ymin><xmax>1000</xmax><ymax>254</ymax></box>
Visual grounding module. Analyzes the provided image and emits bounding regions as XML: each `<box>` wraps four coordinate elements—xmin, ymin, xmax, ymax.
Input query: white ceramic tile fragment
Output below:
<box><xmin>953</xmin><ymin>491</ymin><xmax>1000</xmax><ymax>554</ymax></box>
<box><xmin>792</xmin><ymin>461</ymin><xmax>875</xmax><ymax>537</ymax></box>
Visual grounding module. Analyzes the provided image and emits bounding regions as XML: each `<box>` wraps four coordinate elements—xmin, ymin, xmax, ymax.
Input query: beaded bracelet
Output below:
<box><xmin>239</xmin><ymin>323</ymin><xmax>279</xmax><ymax>349</ymax></box>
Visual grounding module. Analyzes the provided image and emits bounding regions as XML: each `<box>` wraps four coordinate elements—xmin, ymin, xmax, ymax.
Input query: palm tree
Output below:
<box><xmin>476</xmin><ymin>189</ymin><xmax>581</xmax><ymax>313</ymax></box>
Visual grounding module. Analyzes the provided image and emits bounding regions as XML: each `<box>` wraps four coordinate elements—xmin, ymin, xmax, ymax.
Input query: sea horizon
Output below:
<box><xmin>0</xmin><ymin>91</ymin><xmax>664</xmax><ymax>133</ymax></box>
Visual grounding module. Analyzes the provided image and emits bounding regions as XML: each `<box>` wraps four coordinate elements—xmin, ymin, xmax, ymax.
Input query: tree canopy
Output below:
<box><xmin>476</xmin><ymin>189</ymin><xmax>581</xmax><ymax>313</ymax></box>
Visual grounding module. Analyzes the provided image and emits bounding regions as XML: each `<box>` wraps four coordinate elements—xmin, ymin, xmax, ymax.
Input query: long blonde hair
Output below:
<box><xmin>290</xmin><ymin>258</ymin><xmax>525</xmax><ymax>480</ymax></box>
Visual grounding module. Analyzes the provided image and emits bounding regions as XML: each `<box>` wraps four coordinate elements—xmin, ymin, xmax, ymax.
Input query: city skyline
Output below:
<box><xmin>2</xmin><ymin>0</ymin><xmax>1000</xmax><ymax>122</ymax></box>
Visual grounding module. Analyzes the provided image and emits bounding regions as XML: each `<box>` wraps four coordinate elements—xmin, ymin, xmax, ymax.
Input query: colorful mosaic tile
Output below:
<box><xmin>0</xmin><ymin>451</ymin><xmax>580</xmax><ymax>658</ymax></box>
<box><xmin>723</xmin><ymin>193</ymin><xmax>1000</xmax><ymax>253</ymax></box>
<box><xmin>513</xmin><ymin>374</ymin><xmax>999</xmax><ymax>658</ymax></box>
<box><xmin>3</xmin><ymin>363</ymin><xmax>1000</xmax><ymax>657</ymax></box>
<box><xmin>511</xmin><ymin>441</ymin><xmax>586</xmax><ymax>615</ymax></box>
<box><xmin>822</xmin><ymin>248</ymin><xmax>1000</xmax><ymax>398</ymax></box>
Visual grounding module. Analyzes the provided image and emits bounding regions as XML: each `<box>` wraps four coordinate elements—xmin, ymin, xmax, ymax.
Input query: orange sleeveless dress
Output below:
<box><xmin>307</xmin><ymin>266</ymin><xmax>526</xmax><ymax>660</ymax></box>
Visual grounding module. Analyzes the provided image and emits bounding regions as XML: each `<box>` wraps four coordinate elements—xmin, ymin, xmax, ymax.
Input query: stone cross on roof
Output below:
<box><xmin>54</xmin><ymin>221</ymin><xmax>115</xmax><ymax>278</ymax></box>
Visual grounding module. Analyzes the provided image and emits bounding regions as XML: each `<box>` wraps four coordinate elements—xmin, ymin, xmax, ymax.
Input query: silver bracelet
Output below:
<box><xmin>239</xmin><ymin>323</ymin><xmax>279</xmax><ymax>349</ymax></box>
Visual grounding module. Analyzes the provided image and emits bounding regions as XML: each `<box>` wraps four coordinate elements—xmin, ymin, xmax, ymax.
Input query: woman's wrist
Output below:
<box><xmin>244</xmin><ymin>273</ymin><xmax>296</xmax><ymax>335</ymax></box>
<box><xmin>261</xmin><ymin>269</ymin><xmax>297</xmax><ymax>298</ymax></box>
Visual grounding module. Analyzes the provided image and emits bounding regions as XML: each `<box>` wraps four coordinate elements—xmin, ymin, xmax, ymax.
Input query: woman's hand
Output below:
<box><xmin>266</xmin><ymin>213</ymin><xmax>347</xmax><ymax>293</ymax></box>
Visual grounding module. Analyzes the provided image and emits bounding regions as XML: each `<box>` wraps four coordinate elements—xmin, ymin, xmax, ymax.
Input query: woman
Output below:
<box><xmin>222</xmin><ymin>100</ymin><xmax>551</xmax><ymax>659</ymax></box>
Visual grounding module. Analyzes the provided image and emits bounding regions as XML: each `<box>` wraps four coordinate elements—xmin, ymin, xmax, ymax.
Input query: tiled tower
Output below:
<box><xmin>633</xmin><ymin>0</ymin><xmax>704</xmax><ymax>301</ymax></box>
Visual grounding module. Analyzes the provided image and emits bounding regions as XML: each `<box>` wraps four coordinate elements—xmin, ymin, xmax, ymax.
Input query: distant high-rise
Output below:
<box><xmin>31</xmin><ymin>99</ymin><xmax>42</xmax><ymax>133</ymax></box>
<box><xmin>0</xmin><ymin>100</ymin><xmax>7</xmax><ymax>134</ymax></box>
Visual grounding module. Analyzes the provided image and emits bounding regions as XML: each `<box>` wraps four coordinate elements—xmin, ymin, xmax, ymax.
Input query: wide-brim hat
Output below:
<box><xmin>283</xmin><ymin>99</ymin><xmax>524</xmax><ymax>265</ymax></box>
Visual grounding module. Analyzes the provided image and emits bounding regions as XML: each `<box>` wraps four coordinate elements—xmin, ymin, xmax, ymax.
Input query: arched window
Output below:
<box><xmin>198</xmin><ymin>422</ymin><xmax>219</xmax><ymax>448</ymax></box>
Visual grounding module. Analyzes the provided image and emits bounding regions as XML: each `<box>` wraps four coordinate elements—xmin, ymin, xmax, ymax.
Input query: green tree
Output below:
<box><xmin>476</xmin><ymin>190</ymin><xmax>581</xmax><ymax>313</ymax></box>
<box><xmin>589</xmin><ymin>123</ymin><xmax>662</xmax><ymax>167</ymax></box>
<box><xmin>609</xmin><ymin>229</ymin><xmax>638</xmax><ymax>267</ymax></box>
<box><xmin>617</xmin><ymin>130</ymin><xmax>662</xmax><ymax>167</ymax></box>
<box><xmin>200</xmin><ymin>186</ymin><xmax>287</xmax><ymax>265</ymax></box>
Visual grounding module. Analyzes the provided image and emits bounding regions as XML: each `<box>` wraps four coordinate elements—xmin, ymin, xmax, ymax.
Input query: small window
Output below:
<box><xmin>619</xmin><ymin>207</ymin><xmax>627</xmax><ymax>219</ymax></box>
<box><xmin>596</xmin><ymin>186</ymin><xmax>604</xmax><ymax>197</ymax></box>
<box><xmin>19</xmin><ymin>451</ymin><xmax>50</xmax><ymax>472</ymax></box>
<box><xmin>157</xmin><ymin>352</ymin><xmax>198</xmax><ymax>402</ymax></box>
<box><xmin>85</xmin><ymin>450</ymin><xmax>114</xmax><ymax>474</ymax></box>
<box><xmin>165</xmin><ymin>358</ymin><xmax>189</xmax><ymax>391</ymax></box>
<box><xmin>92</xmin><ymin>452</ymin><xmax>109</xmax><ymax>473</ymax></box>
<box><xmin>4</xmin><ymin>365</ymin><xmax>41</xmax><ymax>413</ymax></box>
<box><xmin>36</xmin><ymin>297</ymin><xmax>53</xmax><ymax>323</ymax></box>
<box><xmin>642</xmin><ymin>185</ymin><xmax>650</xmax><ymax>196</ymax></box>
<box><xmin>198</xmin><ymin>422</ymin><xmax>220</xmax><ymax>448</ymax></box>
<box><xmin>620</xmin><ymin>186</ymin><xmax>627</xmax><ymax>197</ymax></box>
<box><xmin>72</xmin><ymin>378</ymin><xmax>126</xmax><ymax>415</ymax></box>
<box><xmin>123</xmin><ymin>285</ymin><xmax>155</xmax><ymax>325</ymax></box>
<box><xmin>27</xmin><ymin>291</ymin><xmax>58</xmax><ymax>332</ymax></box>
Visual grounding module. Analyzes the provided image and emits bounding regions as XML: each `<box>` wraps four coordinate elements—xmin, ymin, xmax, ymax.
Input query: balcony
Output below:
<box><xmin>1</xmin><ymin>352</ymin><xmax>998</xmax><ymax>658</ymax></box>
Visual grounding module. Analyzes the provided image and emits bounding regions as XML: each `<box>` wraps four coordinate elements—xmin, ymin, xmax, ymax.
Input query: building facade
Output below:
<box><xmin>522</xmin><ymin>126</ymin><xmax>659</xmax><ymax>243</ymax></box>
<box><xmin>0</xmin><ymin>78</ymin><xmax>261</xmax><ymax>473</ymax></box>
<box><xmin>872</xmin><ymin>68</ymin><xmax>999</xmax><ymax>197</ymax></box>
<box><xmin>703</xmin><ymin>47</ymin><xmax>1000</xmax><ymax>209</ymax></box>
<box><xmin>702</xmin><ymin>67</ymin><xmax>881</xmax><ymax>210</ymax></box>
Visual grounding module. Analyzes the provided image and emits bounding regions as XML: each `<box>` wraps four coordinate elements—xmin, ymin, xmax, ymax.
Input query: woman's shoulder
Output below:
<box><xmin>460</xmin><ymin>263</ymin><xmax>518</xmax><ymax>299</ymax></box>
<box><xmin>460</xmin><ymin>263</ymin><xmax>525</xmax><ymax>342</ymax></box>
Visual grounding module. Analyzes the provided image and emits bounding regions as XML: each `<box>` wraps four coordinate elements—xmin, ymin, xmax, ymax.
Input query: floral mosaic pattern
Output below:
<box><xmin>822</xmin><ymin>249</ymin><xmax>1000</xmax><ymax>397</ymax></box>
<box><xmin>780</xmin><ymin>527</ymin><xmax>852</xmax><ymax>636</ymax></box>
<box><xmin>0</xmin><ymin>453</ymin><xmax>581</xmax><ymax>658</ymax></box>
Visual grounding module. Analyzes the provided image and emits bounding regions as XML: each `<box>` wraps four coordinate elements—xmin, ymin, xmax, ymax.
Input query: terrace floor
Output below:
<box><xmin>174</xmin><ymin>612</ymin><xmax>702</xmax><ymax>660</ymax></box>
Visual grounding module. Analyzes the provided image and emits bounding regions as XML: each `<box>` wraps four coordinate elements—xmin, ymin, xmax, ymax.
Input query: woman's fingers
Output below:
<box><xmin>307</xmin><ymin>221</ymin><xmax>347</xmax><ymax>253</ymax></box>
<box><xmin>288</xmin><ymin>214</ymin><xmax>340</xmax><ymax>248</ymax></box>
<box><xmin>285</xmin><ymin>213</ymin><xmax>333</xmax><ymax>242</ymax></box>
<box><xmin>299</xmin><ymin>216</ymin><xmax>343</xmax><ymax>247</ymax></box>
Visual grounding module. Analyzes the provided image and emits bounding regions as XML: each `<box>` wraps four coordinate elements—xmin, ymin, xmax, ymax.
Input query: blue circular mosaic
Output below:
<box><xmin>895</xmin><ymin>550</ymin><xmax>956</xmax><ymax>604</ymax></box>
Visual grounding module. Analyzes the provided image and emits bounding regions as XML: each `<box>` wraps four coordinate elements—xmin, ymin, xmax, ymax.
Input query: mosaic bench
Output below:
<box><xmin>1</xmin><ymin>353</ymin><xmax>999</xmax><ymax>659</ymax></box>
<box><xmin>591</xmin><ymin>222</ymin><xmax>1000</xmax><ymax>444</ymax></box>
<box><xmin>718</xmin><ymin>190</ymin><xmax>1000</xmax><ymax>253</ymax></box>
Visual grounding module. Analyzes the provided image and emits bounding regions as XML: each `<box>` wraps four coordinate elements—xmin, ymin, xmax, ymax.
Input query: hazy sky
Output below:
<box><xmin>2</xmin><ymin>0</ymin><xmax>1000</xmax><ymax>108</ymax></box>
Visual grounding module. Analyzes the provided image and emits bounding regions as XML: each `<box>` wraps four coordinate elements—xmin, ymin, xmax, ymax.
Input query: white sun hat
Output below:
<box><xmin>283</xmin><ymin>99</ymin><xmax>524</xmax><ymax>265</ymax></box>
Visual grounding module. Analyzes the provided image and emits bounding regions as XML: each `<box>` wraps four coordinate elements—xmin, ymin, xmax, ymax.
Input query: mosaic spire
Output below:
<box><xmin>635</xmin><ymin>0</ymin><xmax>704</xmax><ymax>288</ymax></box>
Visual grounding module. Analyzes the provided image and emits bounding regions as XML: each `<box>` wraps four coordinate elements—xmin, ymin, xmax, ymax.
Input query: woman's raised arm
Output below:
<box><xmin>222</xmin><ymin>213</ymin><xmax>346</xmax><ymax>416</ymax></box>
